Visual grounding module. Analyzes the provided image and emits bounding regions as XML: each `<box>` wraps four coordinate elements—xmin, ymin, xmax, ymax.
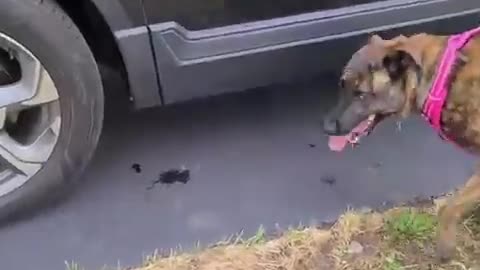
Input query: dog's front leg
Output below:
<box><xmin>437</xmin><ymin>172</ymin><xmax>480</xmax><ymax>262</ymax></box>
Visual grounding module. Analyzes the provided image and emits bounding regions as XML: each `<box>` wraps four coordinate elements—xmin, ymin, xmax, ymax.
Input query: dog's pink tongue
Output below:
<box><xmin>328</xmin><ymin>119</ymin><xmax>372</xmax><ymax>152</ymax></box>
<box><xmin>328</xmin><ymin>136</ymin><xmax>349</xmax><ymax>152</ymax></box>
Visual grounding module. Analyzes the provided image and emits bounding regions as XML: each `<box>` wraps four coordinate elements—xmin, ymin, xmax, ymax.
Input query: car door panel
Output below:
<box><xmin>143</xmin><ymin>0</ymin><xmax>480</xmax><ymax>104</ymax></box>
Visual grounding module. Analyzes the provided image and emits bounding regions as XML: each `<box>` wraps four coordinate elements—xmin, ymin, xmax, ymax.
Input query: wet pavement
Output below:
<box><xmin>0</xmin><ymin>75</ymin><xmax>475</xmax><ymax>270</ymax></box>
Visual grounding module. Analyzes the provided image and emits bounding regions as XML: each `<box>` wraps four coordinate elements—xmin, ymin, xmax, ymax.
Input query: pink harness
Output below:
<box><xmin>422</xmin><ymin>27</ymin><xmax>480</xmax><ymax>142</ymax></box>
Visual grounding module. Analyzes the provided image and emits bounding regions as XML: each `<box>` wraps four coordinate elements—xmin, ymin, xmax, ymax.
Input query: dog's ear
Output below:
<box><xmin>380</xmin><ymin>35</ymin><xmax>424</xmax><ymax>117</ymax></box>
<box><xmin>384</xmin><ymin>34</ymin><xmax>425</xmax><ymax>66</ymax></box>
<box><xmin>381</xmin><ymin>50</ymin><xmax>413</xmax><ymax>80</ymax></box>
<box><xmin>368</xmin><ymin>34</ymin><xmax>384</xmax><ymax>44</ymax></box>
<box><xmin>380</xmin><ymin>35</ymin><xmax>423</xmax><ymax>79</ymax></box>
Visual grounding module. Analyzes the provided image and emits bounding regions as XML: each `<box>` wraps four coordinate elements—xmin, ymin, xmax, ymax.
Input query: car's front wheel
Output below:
<box><xmin>0</xmin><ymin>0</ymin><xmax>104</xmax><ymax>221</ymax></box>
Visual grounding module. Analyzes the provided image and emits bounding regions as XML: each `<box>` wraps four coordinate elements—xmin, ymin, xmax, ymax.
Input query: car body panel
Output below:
<box><xmin>145</xmin><ymin>0</ymin><xmax>480</xmax><ymax>104</ymax></box>
<box><xmin>114</xmin><ymin>28</ymin><xmax>163</xmax><ymax>107</ymax></box>
<box><xmin>89</xmin><ymin>0</ymin><xmax>480</xmax><ymax>108</ymax></box>
<box><xmin>89</xmin><ymin>0</ymin><xmax>163</xmax><ymax>108</ymax></box>
<box><xmin>142</xmin><ymin>0</ymin><xmax>383</xmax><ymax>31</ymax></box>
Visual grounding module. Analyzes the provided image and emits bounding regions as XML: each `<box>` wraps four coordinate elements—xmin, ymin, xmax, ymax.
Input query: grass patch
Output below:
<box><xmin>244</xmin><ymin>225</ymin><xmax>267</xmax><ymax>246</ymax></box>
<box><xmin>383</xmin><ymin>255</ymin><xmax>403</xmax><ymax>270</ymax></box>
<box><xmin>464</xmin><ymin>206</ymin><xmax>480</xmax><ymax>236</ymax></box>
<box><xmin>385</xmin><ymin>209</ymin><xmax>437</xmax><ymax>243</ymax></box>
<box><xmin>74</xmin><ymin>199</ymin><xmax>480</xmax><ymax>270</ymax></box>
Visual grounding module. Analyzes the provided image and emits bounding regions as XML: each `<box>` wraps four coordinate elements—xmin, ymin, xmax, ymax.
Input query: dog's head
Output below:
<box><xmin>323</xmin><ymin>34</ymin><xmax>424</xmax><ymax>151</ymax></box>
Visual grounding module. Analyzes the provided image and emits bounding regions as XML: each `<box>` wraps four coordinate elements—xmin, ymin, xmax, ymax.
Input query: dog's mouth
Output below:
<box><xmin>328</xmin><ymin>114</ymin><xmax>384</xmax><ymax>152</ymax></box>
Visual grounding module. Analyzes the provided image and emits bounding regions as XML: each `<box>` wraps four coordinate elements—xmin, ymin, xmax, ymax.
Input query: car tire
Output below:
<box><xmin>0</xmin><ymin>0</ymin><xmax>104</xmax><ymax>221</ymax></box>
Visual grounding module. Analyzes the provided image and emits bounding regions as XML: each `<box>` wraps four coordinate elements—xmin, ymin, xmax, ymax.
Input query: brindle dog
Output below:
<box><xmin>323</xmin><ymin>33</ymin><xmax>480</xmax><ymax>261</ymax></box>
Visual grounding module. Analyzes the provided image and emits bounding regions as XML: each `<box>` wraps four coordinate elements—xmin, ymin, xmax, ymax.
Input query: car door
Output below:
<box><xmin>142</xmin><ymin>0</ymin><xmax>480</xmax><ymax>105</ymax></box>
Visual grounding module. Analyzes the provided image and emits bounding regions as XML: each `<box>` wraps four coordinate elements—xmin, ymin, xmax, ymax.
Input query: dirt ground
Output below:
<box><xmin>124</xmin><ymin>196</ymin><xmax>480</xmax><ymax>270</ymax></box>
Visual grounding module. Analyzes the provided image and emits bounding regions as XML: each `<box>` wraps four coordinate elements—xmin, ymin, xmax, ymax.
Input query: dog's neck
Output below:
<box><xmin>387</xmin><ymin>32</ymin><xmax>480</xmax><ymax>152</ymax></box>
<box><xmin>409</xmin><ymin>36</ymin><xmax>449</xmax><ymax>114</ymax></box>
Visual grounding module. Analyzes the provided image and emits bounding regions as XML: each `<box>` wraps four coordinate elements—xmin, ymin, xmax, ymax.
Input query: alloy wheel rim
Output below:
<box><xmin>0</xmin><ymin>32</ymin><xmax>61</xmax><ymax>197</ymax></box>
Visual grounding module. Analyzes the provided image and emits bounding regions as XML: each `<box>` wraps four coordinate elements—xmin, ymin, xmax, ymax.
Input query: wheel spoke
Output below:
<box><xmin>0</xmin><ymin>114</ymin><xmax>59</xmax><ymax>164</ymax></box>
<box><xmin>0</xmin><ymin>108</ymin><xmax>5</xmax><ymax>130</ymax></box>
<box><xmin>0</xmin><ymin>50</ymin><xmax>41</xmax><ymax>108</ymax></box>
<box><xmin>0</xmin><ymin>140</ymin><xmax>41</xmax><ymax>177</ymax></box>
<box><xmin>0</xmin><ymin>111</ymin><xmax>59</xmax><ymax>177</ymax></box>
<box><xmin>21</xmin><ymin>68</ymin><xmax>59</xmax><ymax>107</ymax></box>
<box><xmin>50</xmin><ymin>116</ymin><xmax>61</xmax><ymax>137</ymax></box>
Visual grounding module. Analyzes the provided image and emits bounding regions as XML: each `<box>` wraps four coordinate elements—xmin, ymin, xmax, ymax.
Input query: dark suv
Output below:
<box><xmin>0</xmin><ymin>0</ymin><xmax>477</xmax><ymax>220</ymax></box>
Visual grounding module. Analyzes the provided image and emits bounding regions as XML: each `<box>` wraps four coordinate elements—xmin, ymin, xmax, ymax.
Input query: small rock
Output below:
<box><xmin>348</xmin><ymin>241</ymin><xmax>364</xmax><ymax>254</ymax></box>
<box><xmin>358</xmin><ymin>207</ymin><xmax>373</xmax><ymax>214</ymax></box>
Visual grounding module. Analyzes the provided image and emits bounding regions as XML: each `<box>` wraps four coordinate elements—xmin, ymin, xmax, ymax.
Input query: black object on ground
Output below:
<box><xmin>320</xmin><ymin>175</ymin><xmax>336</xmax><ymax>186</ymax></box>
<box><xmin>147</xmin><ymin>168</ymin><xmax>191</xmax><ymax>190</ymax></box>
<box><xmin>131</xmin><ymin>163</ymin><xmax>142</xmax><ymax>173</ymax></box>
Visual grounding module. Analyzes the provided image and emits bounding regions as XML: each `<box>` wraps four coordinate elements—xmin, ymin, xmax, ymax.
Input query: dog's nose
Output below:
<box><xmin>323</xmin><ymin>117</ymin><xmax>340</xmax><ymax>135</ymax></box>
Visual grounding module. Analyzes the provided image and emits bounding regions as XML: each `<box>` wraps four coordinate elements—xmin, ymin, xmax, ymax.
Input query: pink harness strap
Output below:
<box><xmin>422</xmin><ymin>27</ymin><xmax>480</xmax><ymax>142</ymax></box>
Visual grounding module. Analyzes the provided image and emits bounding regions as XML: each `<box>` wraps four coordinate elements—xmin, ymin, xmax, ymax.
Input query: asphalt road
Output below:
<box><xmin>0</xmin><ymin>75</ymin><xmax>475</xmax><ymax>270</ymax></box>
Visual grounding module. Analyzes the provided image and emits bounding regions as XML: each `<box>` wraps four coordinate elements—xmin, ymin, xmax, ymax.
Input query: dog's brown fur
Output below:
<box><xmin>412</xmin><ymin>34</ymin><xmax>480</xmax><ymax>261</ymax></box>
<box><xmin>326</xmin><ymin>32</ymin><xmax>480</xmax><ymax>261</ymax></box>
